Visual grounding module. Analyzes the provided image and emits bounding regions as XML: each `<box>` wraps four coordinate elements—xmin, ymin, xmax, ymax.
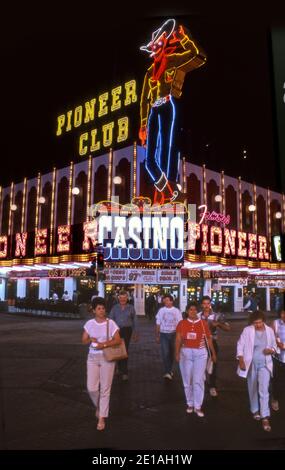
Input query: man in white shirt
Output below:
<box><xmin>62</xmin><ymin>291</ymin><xmax>71</xmax><ymax>301</ymax></box>
<box><xmin>155</xmin><ymin>294</ymin><xmax>182</xmax><ymax>380</ymax></box>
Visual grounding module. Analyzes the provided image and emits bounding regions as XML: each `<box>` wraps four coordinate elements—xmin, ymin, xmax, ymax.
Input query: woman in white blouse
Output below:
<box><xmin>82</xmin><ymin>297</ymin><xmax>121</xmax><ymax>431</ymax></box>
<box><xmin>237</xmin><ymin>311</ymin><xmax>277</xmax><ymax>432</ymax></box>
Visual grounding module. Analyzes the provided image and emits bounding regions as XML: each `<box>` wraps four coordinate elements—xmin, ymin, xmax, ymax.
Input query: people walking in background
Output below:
<box><xmin>271</xmin><ymin>307</ymin><xmax>285</xmax><ymax>412</ymax></box>
<box><xmin>237</xmin><ymin>311</ymin><xmax>277</xmax><ymax>432</ymax></box>
<box><xmin>51</xmin><ymin>291</ymin><xmax>58</xmax><ymax>301</ymax></box>
<box><xmin>73</xmin><ymin>290</ymin><xmax>79</xmax><ymax>304</ymax></box>
<box><xmin>274</xmin><ymin>292</ymin><xmax>282</xmax><ymax>315</ymax></box>
<box><xmin>146</xmin><ymin>293</ymin><xmax>157</xmax><ymax>321</ymax></box>
<box><xmin>155</xmin><ymin>294</ymin><xmax>182</xmax><ymax>380</ymax></box>
<box><xmin>82</xmin><ymin>297</ymin><xmax>121</xmax><ymax>431</ymax></box>
<box><xmin>244</xmin><ymin>292</ymin><xmax>259</xmax><ymax>312</ymax></box>
<box><xmin>109</xmin><ymin>290</ymin><xmax>138</xmax><ymax>381</ymax></box>
<box><xmin>176</xmin><ymin>302</ymin><xmax>217</xmax><ymax>417</ymax></box>
<box><xmin>199</xmin><ymin>295</ymin><xmax>230</xmax><ymax>397</ymax></box>
<box><xmin>62</xmin><ymin>290</ymin><xmax>71</xmax><ymax>301</ymax></box>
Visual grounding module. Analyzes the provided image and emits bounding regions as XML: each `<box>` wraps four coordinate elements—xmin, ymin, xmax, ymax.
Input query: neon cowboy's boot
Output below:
<box><xmin>153</xmin><ymin>173</ymin><xmax>168</xmax><ymax>204</ymax></box>
<box><xmin>169</xmin><ymin>181</ymin><xmax>188</xmax><ymax>203</ymax></box>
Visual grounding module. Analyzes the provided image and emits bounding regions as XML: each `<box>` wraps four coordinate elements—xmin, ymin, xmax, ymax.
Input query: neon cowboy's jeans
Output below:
<box><xmin>145</xmin><ymin>97</ymin><xmax>179</xmax><ymax>183</ymax></box>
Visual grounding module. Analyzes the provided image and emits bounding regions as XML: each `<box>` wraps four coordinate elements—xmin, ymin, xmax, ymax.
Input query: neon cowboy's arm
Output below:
<box><xmin>168</xmin><ymin>34</ymin><xmax>207</xmax><ymax>71</ymax></box>
<box><xmin>140</xmin><ymin>70</ymin><xmax>151</xmax><ymax>127</ymax></box>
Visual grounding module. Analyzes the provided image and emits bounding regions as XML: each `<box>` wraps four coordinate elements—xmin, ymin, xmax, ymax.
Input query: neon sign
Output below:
<box><xmin>56</xmin><ymin>80</ymin><xmax>137</xmax><ymax>156</ymax></box>
<box><xmin>198</xmin><ymin>205</ymin><xmax>230</xmax><ymax>225</ymax></box>
<box><xmin>97</xmin><ymin>214</ymin><xmax>185</xmax><ymax>262</ymax></box>
<box><xmin>139</xmin><ymin>19</ymin><xmax>206</xmax><ymax>203</ymax></box>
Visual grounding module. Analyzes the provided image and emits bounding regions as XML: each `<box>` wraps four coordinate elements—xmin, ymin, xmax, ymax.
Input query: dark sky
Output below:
<box><xmin>1</xmin><ymin>2</ymin><xmax>285</xmax><ymax>190</ymax></box>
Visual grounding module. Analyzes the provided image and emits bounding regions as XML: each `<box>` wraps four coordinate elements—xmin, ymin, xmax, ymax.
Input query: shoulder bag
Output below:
<box><xmin>103</xmin><ymin>319</ymin><xmax>128</xmax><ymax>362</ymax></box>
<box><xmin>201</xmin><ymin>319</ymin><xmax>214</xmax><ymax>375</ymax></box>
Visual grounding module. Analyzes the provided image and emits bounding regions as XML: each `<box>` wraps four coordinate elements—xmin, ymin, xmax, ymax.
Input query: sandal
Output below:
<box><xmin>253</xmin><ymin>412</ymin><xmax>261</xmax><ymax>420</ymax></box>
<box><xmin>97</xmin><ymin>420</ymin><xmax>106</xmax><ymax>431</ymax></box>
<box><xmin>262</xmin><ymin>419</ymin><xmax>271</xmax><ymax>432</ymax></box>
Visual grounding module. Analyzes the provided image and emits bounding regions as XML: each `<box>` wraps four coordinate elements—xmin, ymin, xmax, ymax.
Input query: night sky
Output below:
<box><xmin>1</xmin><ymin>3</ymin><xmax>285</xmax><ymax>190</ymax></box>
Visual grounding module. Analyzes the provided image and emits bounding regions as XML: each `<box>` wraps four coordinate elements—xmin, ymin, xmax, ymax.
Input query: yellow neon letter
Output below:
<box><xmin>84</xmin><ymin>98</ymin><xmax>96</xmax><ymax>123</ymax></box>
<box><xmin>74</xmin><ymin>106</ymin><xmax>83</xmax><ymax>128</ymax></box>
<box><xmin>66</xmin><ymin>110</ymin><xmax>73</xmax><ymax>132</ymax></box>
<box><xmin>124</xmin><ymin>80</ymin><xmax>137</xmax><ymax>105</ymax></box>
<box><xmin>56</xmin><ymin>115</ymin><xmax>66</xmax><ymax>136</ymax></box>
<box><xmin>98</xmin><ymin>92</ymin><xmax>109</xmax><ymax>117</ymax></box>
<box><xmin>79</xmin><ymin>132</ymin><xmax>88</xmax><ymax>156</ymax></box>
<box><xmin>117</xmin><ymin>117</ymin><xmax>129</xmax><ymax>142</ymax></box>
<box><xmin>111</xmin><ymin>86</ymin><xmax>122</xmax><ymax>111</ymax></box>
<box><xmin>102</xmin><ymin>122</ymin><xmax>114</xmax><ymax>147</ymax></box>
<box><xmin>90</xmin><ymin>128</ymin><xmax>101</xmax><ymax>152</ymax></box>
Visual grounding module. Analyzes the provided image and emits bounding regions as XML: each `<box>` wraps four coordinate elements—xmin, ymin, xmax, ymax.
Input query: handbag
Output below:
<box><xmin>103</xmin><ymin>319</ymin><xmax>128</xmax><ymax>362</ymax></box>
<box><xmin>201</xmin><ymin>319</ymin><xmax>213</xmax><ymax>375</ymax></box>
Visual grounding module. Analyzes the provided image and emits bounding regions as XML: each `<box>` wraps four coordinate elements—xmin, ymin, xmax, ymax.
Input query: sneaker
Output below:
<box><xmin>253</xmin><ymin>412</ymin><xmax>261</xmax><ymax>420</ymax></box>
<box><xmin>209</xmin><ymin>387</ymin><xmax>218</xmax><ymax>397</ymax></box>
<box><xmin>122</xmin><ymin>374</ymin><xmax>129</xmax><ymax>381</ymax></box>
<box><xmin>271</xmin><ymin>400</ymin><xmax>279</xmax><ymax>412</ymax></box>
<box><xmin>163</xmin><ymin>373</ymin><xmax>173</xmax><ymax>380</ymax></box>
<box><xmin>194</xmin><ymin>408</ymin><xmax>205</xmax><ymax>418</ymax></box>
<box><xmin>186</xmin><ymin>406</ymin><xmax>194</xmax><ymax>414</ymax></box>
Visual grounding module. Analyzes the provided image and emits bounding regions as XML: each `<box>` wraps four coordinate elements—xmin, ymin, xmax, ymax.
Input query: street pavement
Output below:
<box><xmin>0</xmin><ymin>312</ymin><xmax>284</xmax><ymax>450</ymax></box>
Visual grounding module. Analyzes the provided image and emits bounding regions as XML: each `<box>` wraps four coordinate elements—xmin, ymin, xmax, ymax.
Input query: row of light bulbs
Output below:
<box><xmin>9</xmin><ymin>185</ymin><xmax>283</xmax><ymax>220</ymax></box>
<box><xmin>9</xmin><ymin>176</ymin><xmax>123</xmax><ymax>211</ymax></box>
<box><xmin>213</xmin><ymin>194</ymin><xmax>282</xmax><ymax>219</ymax></box>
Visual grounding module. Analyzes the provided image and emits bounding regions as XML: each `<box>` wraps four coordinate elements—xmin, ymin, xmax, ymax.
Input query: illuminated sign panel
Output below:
<box><xmin>0</xmin><ymin>218</ymin><xmax>271</xmax><ymax>263</ymax></box>
<box><xmin>97</xmin><ymin>214</ymin><xmax>185</xmax><ymax>262</ymax></box>
<box><xmin>55</xmin><ymin>80</ymin><xmax>138</xmax><ymax>157</ymax></box>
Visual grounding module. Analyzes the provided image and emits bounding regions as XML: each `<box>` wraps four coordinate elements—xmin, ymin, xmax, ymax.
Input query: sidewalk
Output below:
<box><xmin>0</xmin><ymin>313</ymin><xmax>284</xmax><ymax>450</ymax></box>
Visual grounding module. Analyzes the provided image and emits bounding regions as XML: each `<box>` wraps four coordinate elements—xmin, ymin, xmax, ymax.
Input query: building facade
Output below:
<box><xmin>0</xmin><ymin>144</ymin><xmax>284</xmax><ymax>314</ymax></box>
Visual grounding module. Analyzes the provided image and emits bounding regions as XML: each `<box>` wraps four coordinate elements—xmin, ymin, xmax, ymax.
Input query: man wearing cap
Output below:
<box><xmin>139</xmin><ymin>18</ymin><xmax>206</xmax><ymax>204</ymax></box>
<box><xmin>109</xmin><ymin>290</ymin><xmax>138</xmax><ymax>381</ymax></box>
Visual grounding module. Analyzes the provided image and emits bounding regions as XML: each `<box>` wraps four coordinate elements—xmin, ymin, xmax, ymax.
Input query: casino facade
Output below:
<box><xmin>0</xmin><ymin>143</ymin><xmax>284</xmax><ymax>315</ymax></box>
<box><xmin>1</xmin><ymin>19</ymin><xmax>285</xmax><ymax>316</ymax></box>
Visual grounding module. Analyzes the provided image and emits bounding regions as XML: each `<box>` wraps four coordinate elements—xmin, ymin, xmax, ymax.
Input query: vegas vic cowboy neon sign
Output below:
<box><xmin>139</xmin><ymin>19</ymin><xmax>206</xmax><ymax>204</ymax></box>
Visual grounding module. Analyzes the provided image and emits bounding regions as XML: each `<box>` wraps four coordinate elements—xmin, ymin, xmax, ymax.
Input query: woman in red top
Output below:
<box><xmin>176</xmin><ymin>302</ymin><xmax>217</xmax><ymax>417</ymax></box>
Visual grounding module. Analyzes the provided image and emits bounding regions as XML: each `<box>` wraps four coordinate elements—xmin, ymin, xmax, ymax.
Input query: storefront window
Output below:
<box><xmin>6</xmin><ymin>279</ymin><xmax>17</xmax><ymax>303</ymax></box>
<box><xmin>26</xmin><ymin>279</ymin><xmax>39</xmax><ymax>300</ymax></box>
<box><xmin>211</xmin><ymin>285</ymin><xmax>234</xmax><ymax>312</ymax></box>
<box><xmin>49</xmin><ymin>279</ymin><xmax>64</xmax><ymax>300</ymax></box>
<box><xmin>187</xmin><ymin>280</ymin><xmax>203</xmax><ymax>305</ymax></box>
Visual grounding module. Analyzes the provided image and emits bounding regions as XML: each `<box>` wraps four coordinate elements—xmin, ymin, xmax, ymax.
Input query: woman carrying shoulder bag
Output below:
<box><xmin>82</xmin><ymin>297</ymin><xmax>121</xmax><ymax>431</ymax></box>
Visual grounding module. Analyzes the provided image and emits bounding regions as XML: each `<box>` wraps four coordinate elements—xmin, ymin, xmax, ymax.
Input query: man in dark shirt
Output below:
<box><xmin>199</xmin><ymin>295</ymin><xmax>230</xmax><ymax>397</ymax></box>
<box><xmin>109</xmin><ymin>290</ymin><xmax>138</xmax><ymax>381</ymax></box>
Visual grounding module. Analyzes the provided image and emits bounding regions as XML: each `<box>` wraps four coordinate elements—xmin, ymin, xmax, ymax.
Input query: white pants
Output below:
<box><xmin>179</xmin><ymin>347</ymin><xmax>208</xmax><ymax>409</ymax></box>
<box><xmin>87</xmin><ymin>353</ymin><xmax>115</xmax><ymax>418</ymax></box>
<box><xmin>247</xmin><ymin>362</ymin><xmax>271</xmax><ymax>418</ymax></box>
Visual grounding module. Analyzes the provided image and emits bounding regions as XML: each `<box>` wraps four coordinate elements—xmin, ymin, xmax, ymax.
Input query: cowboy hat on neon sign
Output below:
<box><xmin>140</xmin><ymin>18</ymin><xmax>177</xmax><ymax>57</ymax></box>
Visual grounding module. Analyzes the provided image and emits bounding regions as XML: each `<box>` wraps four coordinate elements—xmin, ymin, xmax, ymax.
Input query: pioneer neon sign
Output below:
<box><xmin>0</xmin><ymin>218</ymin><xmax>270</xmax><ymax>262</ymax></box>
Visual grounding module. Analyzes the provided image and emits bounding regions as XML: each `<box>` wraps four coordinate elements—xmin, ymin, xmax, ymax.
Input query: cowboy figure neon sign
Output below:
<box><xmin>139</xmin><ymin>19</ymin><xmax>206</xmax><ymax>204</ymax></box>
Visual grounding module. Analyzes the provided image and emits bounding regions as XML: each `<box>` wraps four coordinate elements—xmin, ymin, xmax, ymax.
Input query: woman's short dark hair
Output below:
<box><xmin>249</xmin><ymin>310</ymin><xmax>266</xmax><ymax>324</ymax></box>
<box><xmin>186</xmin><ymin>301</ymin><xmax>198</xmax><ymax>311</ymax></box>
<box><xmin>92</xmin><ymin>297</ymin><xmax>106</xmax><ymax>310</ymax></box>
